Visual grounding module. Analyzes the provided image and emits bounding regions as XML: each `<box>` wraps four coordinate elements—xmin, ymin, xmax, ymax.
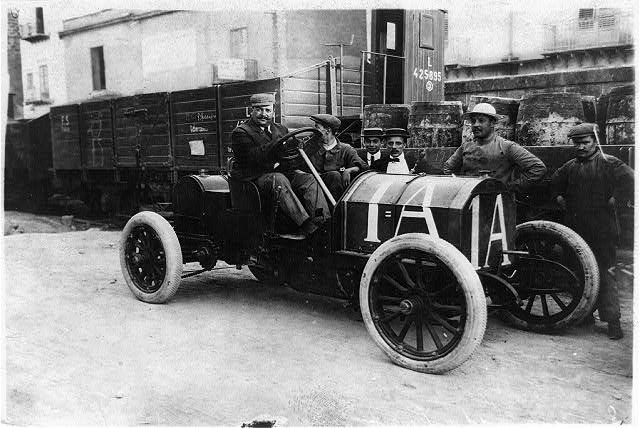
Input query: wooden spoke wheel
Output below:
<box><xmin>501</xmin><ymin>221</ymin><xmax>599</xmax><ymax>331</ymax></box>
<box><xmin>120</xmin><ymin>211</ymin><xmax>183</xmax><ymax>303</ymax></box>
<box><xmin>360</xmin><ymin>233</ymin><xmax>486</xmax><ymax>374</ymax></box>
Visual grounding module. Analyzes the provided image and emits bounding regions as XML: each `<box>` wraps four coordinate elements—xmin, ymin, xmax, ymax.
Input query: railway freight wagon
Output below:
<box><xmin>4</xmin><ymin>114</ymin><xmax>52</xmax><ymax>211</ymax></box>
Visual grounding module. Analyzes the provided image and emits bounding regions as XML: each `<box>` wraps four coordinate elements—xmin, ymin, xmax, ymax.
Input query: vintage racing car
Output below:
<box><xmin>119</xmin><ymin>128</ymin><xmax>599</xmax><ymax>374</ymax></box>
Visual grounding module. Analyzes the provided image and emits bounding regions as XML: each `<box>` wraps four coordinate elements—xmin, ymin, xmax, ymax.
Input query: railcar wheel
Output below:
<box><xmin>120</xmin><ymin>211</ymin><xmax>183</xmax><ymax>303</ymax></box>
<box><xmin>501</xmin><ymin>220</ymin><xmax>599</xmax><ymax>331</ymax></box>
<box><xmin>360</xmin><ymin>233</ymin><xmax>487</xmax><ymax>374</ymax></box>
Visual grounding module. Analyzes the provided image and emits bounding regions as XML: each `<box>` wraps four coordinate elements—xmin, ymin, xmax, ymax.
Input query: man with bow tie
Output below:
<box><xmin>231</xmin><ymin>93</ymin><xmax>330</xmax><ymax>236</ymax></box>
<box><xmin>304</xmin><ymin>114</ymin><xmax>367</xmax><ymax>199</ymax></box>
<box><xmin>371</xmin><ymin>128</ymin><xmax>411</xmax><ymax>174</ymax></box>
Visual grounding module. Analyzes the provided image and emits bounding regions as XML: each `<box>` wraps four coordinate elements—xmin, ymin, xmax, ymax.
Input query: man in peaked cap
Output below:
<box><xmin>360</xmin><ymin>127</ymin><xmax>385</xmax><ymax>167</ymax></box>
<box><xmin>552</xmin><ymin>123</ymin><xmax>634</xmax><ymax>339</ymax></box>
<box><xmin>443</xmin><ymin>102</ymin><xmax>546</xmax><ymax>192</ymax></box>
<box><xmin>231</xmin><ymin>93</ymin><xmax>330</xmax><ymax>237</ymax></box>
<box><xmin>303</xmin><ymin>113</ymin><xmax>367</xmax><ymax>199</ymax></box>
<box><xmin>371</xmin><ymin>128</ymin><xmax>411</xmax><ymax>174</ymax></box>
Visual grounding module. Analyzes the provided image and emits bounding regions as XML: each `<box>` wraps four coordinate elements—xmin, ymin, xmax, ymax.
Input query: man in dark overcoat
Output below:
<box><xmin>552</xmin><ymin>123</ymin><xmax>634</xmax><ymax>339</ymax></box>
<box><xmin>231</xmin><ymin>93</ymin><xmax>330</xmax><ymax>236</ymax></box>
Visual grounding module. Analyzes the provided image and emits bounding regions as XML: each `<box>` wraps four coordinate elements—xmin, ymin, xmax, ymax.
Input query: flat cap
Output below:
<box><xmin>310</xmin><ymin>113</ymin><xmax>341</xmax><ymax>131</ymax></box>
<box><xmin>250</xmin><ymin>93</ymin><xmax>275</xmax><ymax>106</ymax></box>
<box><xmin>361</xmin><ymin>127</ymin><xmax>384</xmax><ymax>137</ymax></box>
<box><xmin>384</xmin><ymin>128</ymin><xmax>409</xmax><ymax>138</ymax></box>
<box><xmin>568</xmin><ymin>122</ymin><xmax>598</xmax><ymax>139</ymax></box>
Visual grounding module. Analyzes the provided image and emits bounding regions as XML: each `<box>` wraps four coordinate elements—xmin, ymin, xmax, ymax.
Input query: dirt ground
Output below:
<box><xmin>2</xmin><ymin>211</ymin><xmax>634</xmax><ymax>425</ymax></box>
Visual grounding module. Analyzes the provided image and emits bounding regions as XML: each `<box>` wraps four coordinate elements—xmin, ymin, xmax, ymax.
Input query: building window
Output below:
<box><xmin>8</xmin><ymin>93</ymin><xmax>15</xmax><ymax>119</ymax></box>
<box><xmin>578</xmin><ymin>8</ymin><xmax>595</xmax><ymax>30</ymax></box>
<box><xmin>91</xmin><ymin>46</ymin><xmax>106</xmax><ymax>90</ymax></box>
<box><xmin>230</xmin><ymin>27</ymin><xmax>248</xmax><ymax>58</ymax></box>
<box><xmin>38</xmin><ymin>65</ymin><xmax>49</xmax><ymax>99</ymax></box>
<box><xmin>26</xmin><ymin>72</ymin><xmax>34</xmax><ymax>99</ymax></box>
<box><xmin>35</xmin><ymin>7</ymin><xmax>45</xmax><ymax>33</ymax></box>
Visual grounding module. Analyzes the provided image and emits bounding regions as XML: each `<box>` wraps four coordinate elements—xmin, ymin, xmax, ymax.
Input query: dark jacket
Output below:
<box><xmin>551</xmin><ymin>150</ymin><xmax>634</xmax><ymax>246</ymax></box>
<box><xmin>303</xmin><ymin>140</ymin><xmax>367</xmax><ymax>174</ymax></box>
<box><xmin>371</xmin><ymin>153</ymin><xmax>409</xmax><ymax>173</ymax></box>
<box><xmin>231</xmin><ymin>119</ymin><xmax>290</xmax><ymax>179</ymax></box>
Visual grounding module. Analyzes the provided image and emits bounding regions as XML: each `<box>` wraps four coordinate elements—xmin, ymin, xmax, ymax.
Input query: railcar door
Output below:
<box><xmin>372</xmin><ymin>9</ymin><xmax>405</xmax><ymax>104</ymax></box>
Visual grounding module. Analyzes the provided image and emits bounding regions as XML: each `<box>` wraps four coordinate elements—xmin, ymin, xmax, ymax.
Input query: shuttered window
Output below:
<box><xmin>91</xmin><ymin>46</ymin><xmax>106</xmax><ymax>90</ymax></box>
<box><xmin>39</xmin><ymin>65</ymin><xmax>49</xmax><ymax>99</ymax></box>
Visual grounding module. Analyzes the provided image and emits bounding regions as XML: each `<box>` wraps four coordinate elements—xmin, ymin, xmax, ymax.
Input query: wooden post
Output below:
<box><xmin>326</xmin><ymin>60</ymin><xmax>337</xmax><ymax>115</ymax></box>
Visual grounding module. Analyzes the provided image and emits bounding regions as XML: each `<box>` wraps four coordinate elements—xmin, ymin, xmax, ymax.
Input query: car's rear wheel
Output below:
<box><xmin>360</xmin><ymin>233</ymin><xmax>486</xmax><ymax>374</ymax></box>
<box><xmin>120</xmin><ymin>211</ymin><xmax>183</xmax><ymax>303</ymax></box>
<box><xmin>501</xmin><ymin>220</ymin><xmax>599</xmax><ymax>331</ymax></box>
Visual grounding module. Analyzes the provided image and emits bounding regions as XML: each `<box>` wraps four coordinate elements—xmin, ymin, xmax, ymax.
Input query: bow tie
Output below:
<box><xmin>389</xmin><ymin>157</ymin><xmax>400</xmax><ymax>163</ymax></box>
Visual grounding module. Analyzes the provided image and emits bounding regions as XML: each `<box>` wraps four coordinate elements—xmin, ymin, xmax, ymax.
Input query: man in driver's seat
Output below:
<box><xmin>231</xmin><ymin>93</ymin><xmax>330</xmax><ymax>237</ymax></box>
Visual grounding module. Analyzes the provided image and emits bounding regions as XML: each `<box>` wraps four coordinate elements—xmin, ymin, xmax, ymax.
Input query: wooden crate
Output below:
<box><xmin>170</xmin><ymin>86</ymin><xmax>220</xmax><ymax>173</ymax></box>
<box><xmin>113</xmin><ymin>93</ymin><xmax>171</xmax><ymax>168</ymax></box>
<box><xmin>50</xmin><ymin>104</ymin><xmax>82</xmax><ymax>170</ymax></box>
<box><xmin>79</xmin><ymin>99</ymin><xmax>115</xmax><ymax>170</ymax></box>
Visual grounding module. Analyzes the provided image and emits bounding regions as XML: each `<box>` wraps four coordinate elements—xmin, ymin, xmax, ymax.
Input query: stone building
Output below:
<box><xmin>58</xmin><ymin>9</ymin><xmax>368</xmax><ymax>102</ymax></box>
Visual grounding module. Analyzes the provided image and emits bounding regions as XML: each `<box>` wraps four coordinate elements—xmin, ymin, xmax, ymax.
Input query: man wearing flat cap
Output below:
<box><xmin>371</xmin><ymin>128</ymin><xmax>411</xmax><ymax>174</ymax></box>
<box><xmin>304</xmin><ymin>113</ymin><xmax>367</xmax><ymax>199</ymax></box>
<box><xmin>552</xmin><ymin>122</ymin><xmax>634</xmax><ymax>340</ymax></box>
<box><xmin>231</xmin><ymin>93</ymin><xmax>330</xmax><ymax>236</ymax></box>
<box><xmin>360</xmin><ymin>127</ymin><xmax>385</xmax><ymax>167</ymax></box>
<box><xmin>443</xmin><ymin>102</ymin><xmax>546</xmax><ymax>192</ymax></box>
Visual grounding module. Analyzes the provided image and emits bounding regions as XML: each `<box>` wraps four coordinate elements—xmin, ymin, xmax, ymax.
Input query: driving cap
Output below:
<box><xmin>250</xmin><ymin>93</ymin><xmax>275</xmax><ymax>106</ymax></box>
<box><xmin>568</xmin><ymin>122</ymin><xmax>598</xmax><ymax>139</ymax></box>
<box><xmin>361</xmin><ymin>127</ymin><xmax>384</xmax><ymax>137</ymax></box>
<box><xmin>463</xmin><ymin>102</ymin><xmax>502</xmax><ymax>120</ymax></box>
<box><xmin>384</xmin><ymin>128</ymin><xmax>409</xmax><ymax>138</ymax></box>
<box><xmin>310</xmin><ymin>113</ymin><xmax>341</xmax><ymax>132</ymax></box>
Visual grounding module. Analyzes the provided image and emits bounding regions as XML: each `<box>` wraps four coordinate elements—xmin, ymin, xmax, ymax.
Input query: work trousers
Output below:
<box><xmin>255</xmin><ymin>171</ymin><xmax>330</xmax><ymax>227</ymax></box>
<box><xmin>320</xmin><ymin>171</ymin><xmax>344</xmax><ymax>201</ymax></box>
<box><xmin>587</xmin><ymin>238</ymin><xmax>620</xmax><ymax>323</ymax></box>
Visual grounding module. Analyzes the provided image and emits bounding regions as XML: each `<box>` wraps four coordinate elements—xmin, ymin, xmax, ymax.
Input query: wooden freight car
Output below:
<box><xmin>4</xmin><ymin>115</ymin><xmax>52</xmax><ymax>210</ymax></box>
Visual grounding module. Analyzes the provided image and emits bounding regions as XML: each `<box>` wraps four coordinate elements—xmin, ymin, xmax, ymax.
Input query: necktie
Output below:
<box><xmin>264</xmin><ymin>127</ymin><xmax>272</xmax><ymax>139</ymax></box>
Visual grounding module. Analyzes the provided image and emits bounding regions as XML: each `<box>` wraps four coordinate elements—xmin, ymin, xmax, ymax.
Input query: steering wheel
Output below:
<box><xmin>272</xmin><ymin>127</ymin><xmax>322</xmax><ymax>162</ymax></box>
<box><xmin>271</xmin><ymin>126</ymin><xmax>337</xmax><ymax>207</ymax></box>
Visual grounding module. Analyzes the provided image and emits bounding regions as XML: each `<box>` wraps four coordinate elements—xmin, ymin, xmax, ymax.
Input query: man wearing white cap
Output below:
<box><xmin>443</xmin><ymin>102</ymin><xmax>546</xmax><ymax>192</ymax></box>
<box><xmin>231</xmin><ymin>93</ymin><xmax>330</xmax><ymax>236</ymax></box>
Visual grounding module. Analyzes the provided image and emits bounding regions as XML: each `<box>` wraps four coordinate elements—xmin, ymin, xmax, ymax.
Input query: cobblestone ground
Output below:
<box><xmin>2</xmin><ymin>215</ymin><xmax>634</xmax><ymax>425</ymax></box>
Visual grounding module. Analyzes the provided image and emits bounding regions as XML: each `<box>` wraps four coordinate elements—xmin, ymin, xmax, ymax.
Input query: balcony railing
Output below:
<box><xmin>544</xmin><ymin>12</ymin><xmax>633</xmax><ymax>52</ymax></box>
<box><xmin>19</xmin><ymin>22</ymin><xmax>49</xmax><ymax>42</ymax></box>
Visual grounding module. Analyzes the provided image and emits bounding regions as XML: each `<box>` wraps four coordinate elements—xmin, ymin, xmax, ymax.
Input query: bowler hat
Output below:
<box><xmin>384</xmin><ymin>128</ymin><xmax>409</xmax><ymax>138</ymax></box>
<box><xmin>568</xmin><ymin>122</ymin><xmax>598</xmax><ymax>139</ymax></box>
<box><xmin>310</xmin><ymin>114</ymin><xmax>341</xmax><ymax>132</ymax></box>
<box><xmin>250</xmin><ymin>93</ymin><xmax>275</xmax><ymax>106</ymax></box>
<box><xmin>463</xmin><ymin>102</ymin><xmax>502</xmax><ymax>120</ymax></box>
<box><xmin>361</xmin><ymin>127</ymin><xmax>384</xmax><ymax>137</ymax></box>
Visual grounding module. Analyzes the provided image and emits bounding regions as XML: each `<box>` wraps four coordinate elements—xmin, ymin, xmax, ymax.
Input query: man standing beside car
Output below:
<box><xmin>371</xmin><ymin>128</ymin><xmax>411</xmax><ymax>174</ymax></box>
<box><xmin>552</xmin><ymin>123</ymin><xmax>634</xmax><ymax>340</ymax></box>
<box><xmin>360</xmin><ymin>127</ymin><xmax>385</xmax><ymax>167</ymax></box>
<box><xmin>231</xmin><ymin>93</ymin><xmax>330</xmax><ymax>236</ymax></box>
<box><xmin>443</xmin><ymin>103</ymin><xmax>546</xmax><ymax>193</ymax></box>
